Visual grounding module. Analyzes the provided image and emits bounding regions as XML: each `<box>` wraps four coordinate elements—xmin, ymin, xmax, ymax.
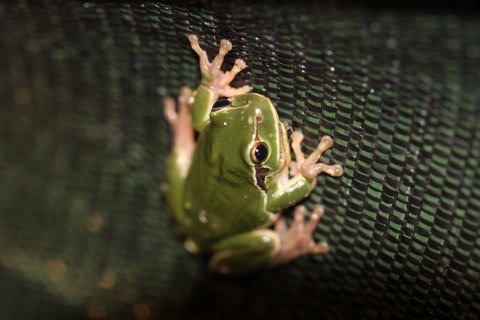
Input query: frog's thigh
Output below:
<box><xmin>209</xmin><ymin>230</ymin><xmax>280</xmax><ymax>275</ymax></box>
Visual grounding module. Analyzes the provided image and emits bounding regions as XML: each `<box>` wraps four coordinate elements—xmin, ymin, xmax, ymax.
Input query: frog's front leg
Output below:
<box><xmin>267</xmin><ymin>132</ymin><xmax>343</xmax><ymax>212</ymax></box>
<box><xmin>163</xmin><ymin>87</ymin><xmax>195</xmax><ymax>226</ymax></box>
<box><xmin>188</xmin><ymin>34</ymin><xmax>251</xmax><ymax>97</ymax></box>
<box><xmin>187</xmin><ymin>35</ymin><xmax>252</xmax><ymax>131</ymax></box>
<box><xmin>264</xmin><ymin>134</ymin><xmax>342</xmax><ymax>265</ymax></box>
<box><xmin>290</xmin><ymin>132</ymin><xmax>343</xmax><ymax>178</ymax></box>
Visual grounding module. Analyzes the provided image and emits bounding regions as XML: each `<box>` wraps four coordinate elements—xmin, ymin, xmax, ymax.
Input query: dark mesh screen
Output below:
<box><xmin>1</xmin><ymin>1</ymin><xmax>479</xmax><ymax>319</ymax></box>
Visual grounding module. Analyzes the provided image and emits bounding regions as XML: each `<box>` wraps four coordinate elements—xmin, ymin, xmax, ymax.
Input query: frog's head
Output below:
<box><xmin>208</xmin><ymin>93</ymin><xmax>291</xmax><ymax>191</ymax></box>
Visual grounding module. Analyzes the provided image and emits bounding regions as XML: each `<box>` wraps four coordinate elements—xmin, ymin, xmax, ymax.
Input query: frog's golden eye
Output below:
<box><xmin>251</xmin><ymin>142</ymin><xmax>269</xmax><ymax>164</ymax></box>
<box><xmin>212</xmin><ymin>98</ymin><xmax>230</xmax><ymax>110</ymax></box>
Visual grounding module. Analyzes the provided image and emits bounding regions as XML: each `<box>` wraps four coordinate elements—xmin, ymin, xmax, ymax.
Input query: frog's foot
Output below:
<box><xmin>290</xmin><ymin>132</ymin><xmax>343</xmax><ymax>179</ymax></box>
<box><xmin>163</xmin><ymin>86</ymin><xmax>195</xmax><ymax>159</ymax></box>
<box><xmin>272</xmin><ymin>205</ymin><xmax>328</xmax><ymax>265</ymax></box>
<box><xmin>188</xmin><ymin>34</ymin><xmax>252</xmax><ymax>99</ymax></box>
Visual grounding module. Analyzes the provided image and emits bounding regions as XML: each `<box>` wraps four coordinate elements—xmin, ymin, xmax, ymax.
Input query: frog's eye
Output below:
<box><xmin>212</xmin><ymin>98</ymin><xmax>230</xmax><ymax>110</ymax></box>
<box><xmin>251</xmin><ymin>142</ymin><xmax>269</xmax><ymax>164</ymax></box>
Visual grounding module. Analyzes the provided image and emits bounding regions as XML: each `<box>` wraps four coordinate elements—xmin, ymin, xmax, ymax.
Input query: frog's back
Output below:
<box><xmin>181</xmin><ymin>138</ymin><xmax>271</xmax><ymax>249</ymax></box>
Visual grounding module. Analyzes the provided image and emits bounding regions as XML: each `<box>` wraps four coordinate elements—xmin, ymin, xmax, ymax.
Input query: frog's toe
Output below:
<box><xmin>319</xmin><ymin>135</ymin><xmax>334</xmax><ymax>149</ymax></box>
<box><xmin>217</xmin><ymin>58</ymin><xmax>249</xmax><ymax>89</ymax></box>
<box><xmin>188</xmin><ymin>34</ymin><xmax>211</xmax><ymax>75</ymax></box>
<box><xmin>311</xmin><ymin>162</ymin><xmax>343</xmax><ymax>177</ymax></box>
<box><xmin>332</xmin><ymin>164</ymin><xmax>343</xmax><ymax>176</ymax></box>
<box><xmin>163</xmin><ymin>97</ymin><xmax>177</xmax><ymax>125</ymax></box>
<box><xmin>219</xmin><ymin>39</ymin><xmax>233</xmax><ymax>54</ymax></box>
<box><xmin>188</xmin><ymin>34</ymin><xmax>198</xmax><ymax>46</ymax></box>
<box><xmin>234</xmin><ymin>58</ymin><xmax>247</xmax><ymax>70</ymax></box>
<box><xmin>311</xmin><ymin>240</ymin><xmax>329</xmax><ymax>254</ymax></box>
<box><xmin>312</xmin><ymin>204</ymin><xmax>325</xmax><ymax>217</ymax></box>
<box><xmin>305</xmin><ymin>206</ymin><xmax>324</xmax><ymax>233</ymax></box>
<box><xmin>219</xmin><ymin>85</ymin><xmax>252</xmax><ymax>98</ymax></box>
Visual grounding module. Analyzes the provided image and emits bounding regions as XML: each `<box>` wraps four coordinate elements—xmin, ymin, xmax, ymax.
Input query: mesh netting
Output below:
<box><xmin>0</xmin><ymin>1</ymin><xmax>479</xmax><ymax>319</ymax></box>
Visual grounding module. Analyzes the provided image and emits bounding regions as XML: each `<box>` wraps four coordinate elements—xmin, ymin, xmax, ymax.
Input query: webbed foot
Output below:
<box><xmin>272</xmin><ymin>205</ymin><xmax>328</xmax><ymax>264</ymax></box>
<box><xmin>290</xmin><ymin>132</ymin><xmax>343</xmax><ymax>178</ymax></box>
<box><xmin>188</xmin><ymin>34</ymin><xmax>251</xmax><ymax>99</ymax></box>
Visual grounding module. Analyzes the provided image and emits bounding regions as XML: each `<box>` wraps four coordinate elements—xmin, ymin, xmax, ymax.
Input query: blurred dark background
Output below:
<box><xmin>0</xmin><ymin>1</ymin><xmax>479</xmax><ymax>319</ymax></box>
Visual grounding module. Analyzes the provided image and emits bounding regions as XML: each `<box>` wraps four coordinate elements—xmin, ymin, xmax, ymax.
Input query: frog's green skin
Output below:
<box><xmin>163</xmin><ymin>35</ymin><xmax>343</xmax><ymax>275</ymax></box>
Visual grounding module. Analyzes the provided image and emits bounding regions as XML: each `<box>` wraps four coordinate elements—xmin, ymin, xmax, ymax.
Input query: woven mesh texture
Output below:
<box><xmin>1</xmin><ymin>1</ymin><xmax>480</xmax><ymax>319</ymax></box>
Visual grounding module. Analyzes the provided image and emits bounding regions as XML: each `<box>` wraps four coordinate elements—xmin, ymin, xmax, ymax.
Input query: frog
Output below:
<box><xmin>163</xmin><ymin>34</ymin><xmax>343</xmax><ymax>275</ymax></box>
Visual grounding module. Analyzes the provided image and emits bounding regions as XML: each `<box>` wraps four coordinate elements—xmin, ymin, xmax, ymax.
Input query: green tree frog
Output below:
<box><xmin>163</xmin><ymin>34</ymin><xmax>343</xmax><ymax>275</ymax></box>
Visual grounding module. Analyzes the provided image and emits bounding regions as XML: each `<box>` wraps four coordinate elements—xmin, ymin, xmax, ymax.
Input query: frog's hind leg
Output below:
<box><xmin>163</xmin><ymin>87</ymin><xmax>195</xmax><ymax>224</ymax></box>
<box><xmin>272</xmin><ymin>205</ymin><xmax>329</xmax><ymax>265</ymax></box>
<box><xmin>209</xmin><ymin>230</ymin><xmax>280</xmax><ymax>275</ymax></box>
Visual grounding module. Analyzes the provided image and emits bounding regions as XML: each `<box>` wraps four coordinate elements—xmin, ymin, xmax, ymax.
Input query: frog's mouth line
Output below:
<box><xmin>253</xmin><ymin>122</ymin><xmax>288</xmax><ymax>192</ymax></box>
<box><xmin>253</xmin><ymin>126</ymin><xmax>269</xmax><ymax>192</ymax></box>
<box><xmin>254</xmin><ymin>166</ymin><xmax>269</xmax><ymax>191</ymax></box>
